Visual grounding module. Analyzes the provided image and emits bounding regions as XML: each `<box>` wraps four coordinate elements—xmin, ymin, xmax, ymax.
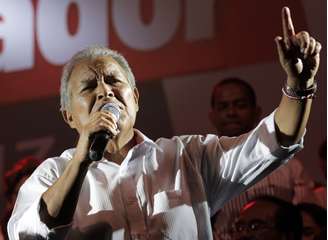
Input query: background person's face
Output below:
<box><xmin>233</xmin><ymin>201</ymin><xmax>283</xmax><ymax>240</ymax></box>
<box><xmin>64</xmin><ymin>56</ymin><xmax>139</xmax><ymax>136</ymax></box>
<box><xmin>209</xmin><ymin>83</ymin><xmax>260</xmax><ymax>137</ymax></box>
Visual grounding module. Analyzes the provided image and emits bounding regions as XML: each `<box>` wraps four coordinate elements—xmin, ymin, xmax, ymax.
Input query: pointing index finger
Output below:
<box><xmin>282</xmin><ymin>7</ymin><xmax>295</xmax><ymax>47</ymax></box>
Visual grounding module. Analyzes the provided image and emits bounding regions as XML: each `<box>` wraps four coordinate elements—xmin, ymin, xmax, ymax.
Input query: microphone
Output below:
<box><xmin>88</xmin><ymin>103</ymin><xmax>121</xmax><ymax>161</ymax></box>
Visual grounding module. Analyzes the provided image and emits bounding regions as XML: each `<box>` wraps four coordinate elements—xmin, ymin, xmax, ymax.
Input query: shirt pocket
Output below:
<box><xmin>153</xmin><ymin>190</ymin><xmax>182</xmax><ymax>215</ymax></box>
<box><xmin>152</xmin><ymin>190</ymin><xmax>198</xmax><ymax>239</ymax></box>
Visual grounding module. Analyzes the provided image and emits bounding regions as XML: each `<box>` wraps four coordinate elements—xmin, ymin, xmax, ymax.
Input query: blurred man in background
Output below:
<box><xmin>209</xmin><ymin>78</ymin><xmax>261</xmax><ymax>138</ymax></box>
<box><xmin>231</xmin><ymin>196</ymin><xmax>303</xmax><ymax>240</ymax></box>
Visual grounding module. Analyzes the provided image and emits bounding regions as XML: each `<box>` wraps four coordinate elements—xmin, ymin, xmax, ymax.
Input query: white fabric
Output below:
<box><xmin>8</xmin><ymin>111</ymin><xmax>303</xmax><ymax>240</ymax></box>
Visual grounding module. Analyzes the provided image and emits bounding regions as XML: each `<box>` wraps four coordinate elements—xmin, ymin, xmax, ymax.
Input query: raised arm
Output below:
<box><xmin>274</xmin><ymin>7</ymin><xmax>321</xmax><ymax>146</ymax></box>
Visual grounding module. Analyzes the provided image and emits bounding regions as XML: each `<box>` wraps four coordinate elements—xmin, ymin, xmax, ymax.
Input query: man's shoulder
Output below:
<box><xmin>42</xmin><ymin>148</ymin><xmax>75</xmax><ymax>165</ymax></box>
<box><xmin>155</xmin><ymin>134</ymin><xmax>218</xmax><ymax>146</ymax></box>
<box><xmin>32</xmin><ymin>148</ymin><xmax>75</xmax><ymax>179</ymax></box>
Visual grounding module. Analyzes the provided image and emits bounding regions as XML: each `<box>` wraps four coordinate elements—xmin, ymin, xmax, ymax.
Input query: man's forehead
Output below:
<box><xmin>214</xmin><ymin>86</ymin><xmax>251</xmax><ymax>104</ymax></box>
<box><xmin>215</xmin><ymin>83</ymin><xmax>249</xmax><ymax>98</ymax></box>
<box><xmin>71</xmin><ymin>57</ymin><xmax>123</xmax><ymax>77</ymax></box>
<box><xmin>78</xmin><ymin>56</ymin><xmax>124</xmax><ymax>74</ymax></box>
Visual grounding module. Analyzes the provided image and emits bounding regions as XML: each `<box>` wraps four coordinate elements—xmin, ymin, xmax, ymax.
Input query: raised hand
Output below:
<box><xmin>275</xmin><ymin>7</ymin><xmax>321</xmax><ymax>87</ymax></box>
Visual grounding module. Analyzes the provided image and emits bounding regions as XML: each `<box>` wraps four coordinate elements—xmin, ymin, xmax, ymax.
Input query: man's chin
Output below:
<box><xmin>221</xmin><ymin>126</ymin><xmax>243</xmax><ymax>137</ymax></box>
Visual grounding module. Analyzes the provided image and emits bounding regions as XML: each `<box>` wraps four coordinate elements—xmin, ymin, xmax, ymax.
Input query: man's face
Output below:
<box><xmin>63</xmin><ymin>56</ymin><xmax>139</xmax><ymax>136</ymax></box>
<box><xmin>209</xmin><ymin>83</ymin><xmax>260</xmax><ymax>137</ymax></box>
<box><xmin>232</xmin><ymin>201</ymin><xmax>283</xmax><ymax>240</ymax></box>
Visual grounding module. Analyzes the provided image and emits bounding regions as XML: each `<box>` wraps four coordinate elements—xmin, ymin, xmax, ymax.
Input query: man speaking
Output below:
<box><xmin>8</xmin><ymin>7</ymin><xmax>321</xmax><ymax>240</ymax></box>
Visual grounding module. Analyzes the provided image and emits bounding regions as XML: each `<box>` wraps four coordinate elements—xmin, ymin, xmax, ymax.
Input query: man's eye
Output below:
<box><xmin>216</xmin><ymin>103</ymin><xmax>228</xmax><ymax>111</ymax></box>
<box><xmin>235</xmin><ymin>101</ymin><xmax>248</xmax><ymax>108</ymax></box>
<box><xmin>81</xmin><ymin>84</ymin><xmax>96</xmax><ymax>92</ymax></box>
<box><xmin>105</xmin><ymin>75</ymin><xmax>120</xmax><ymax>85</ymax></box>
<box><xmin>82</xmin><ymin>86</ymin><xmax>91</xmax><ymax>91</ymax></box>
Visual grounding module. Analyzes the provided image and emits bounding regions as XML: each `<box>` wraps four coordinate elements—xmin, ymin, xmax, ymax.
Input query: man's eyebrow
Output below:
<box><xmin>105</xmin><ymin>68</ymin><xmax>123</xmax><ymax>76</ymax></box>
<box><xmin>88</xmin><ymin>65</ymin><xmax>98</xmax><ymax>74</ymax></box>
<box><xmin>80</xmin><ymin>77</ymin><xmax>95</xmax><ymax>85</ymax></box>
<box><xmin>234</xmin><ymin>98</ymin><xmax>249</xmax><ymax>102</ymax></box>
<box><xmin>106</xmin><ymin>63</ymin><xmax>128</xmax><ymax>76</ymax></box>
<box><xmin>234</xmin><ymin>220</ymin><xmax>245</xmax><ymax>225</ymax></box>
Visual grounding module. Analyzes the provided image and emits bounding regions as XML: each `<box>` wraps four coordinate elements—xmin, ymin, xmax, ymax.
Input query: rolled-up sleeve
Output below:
<box><xmin>217</xmin><ymin>110</ymin><xmax>303</xmax><ymax>185</ymax></box>
<box><xmin>7</xmin><ymin>160</ymin><xmax>59</xmax><ymax>240</ymax></box>
<box><xmin>183</xmin><ymin>111</ymin><xmax>304</xmax><ymax>214</ymax></box>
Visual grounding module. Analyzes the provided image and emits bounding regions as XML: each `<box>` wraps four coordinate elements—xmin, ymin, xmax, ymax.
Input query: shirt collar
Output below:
<box><xmin>133</xmin><ymin>129</ymin><xmax>163</xmax><ymax>152</ymax></box>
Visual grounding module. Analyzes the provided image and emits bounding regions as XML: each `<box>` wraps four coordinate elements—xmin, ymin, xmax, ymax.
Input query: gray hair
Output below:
<box><xmin>60</xmin><ymin>45</ymin><xmax>136</xmax><ymax>111</ymax></box>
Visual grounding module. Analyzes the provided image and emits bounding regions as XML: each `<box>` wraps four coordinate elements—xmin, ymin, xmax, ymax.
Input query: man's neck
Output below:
<box><xmin>105</xmin><ymin>129</ymin><xmax>136</xmax><ymax>165</ymax></box>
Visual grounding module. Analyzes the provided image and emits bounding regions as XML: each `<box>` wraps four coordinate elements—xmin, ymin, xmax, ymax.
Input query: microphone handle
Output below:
<box><xmin>88</xmin><ymin>131</ymin><xmax>112</xmax><ymax>161</ymax></box>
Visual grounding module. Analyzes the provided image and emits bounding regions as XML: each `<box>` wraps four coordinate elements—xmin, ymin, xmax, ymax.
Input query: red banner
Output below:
<box><xmin>0</xmin><ymin>0</ymin><xmax>307</xmax><ymax>105</ymax></box>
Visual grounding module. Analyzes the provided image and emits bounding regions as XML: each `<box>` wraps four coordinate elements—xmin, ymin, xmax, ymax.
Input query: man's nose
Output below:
<box><xmin>96</xmin><ymin>81</ymin><xmax>114</xmax><ymax>100</ymax></box>
<box><xmin>226</xmin><ymin>105</ymin><xmax>238</xmax><ymax>116</ymax></box>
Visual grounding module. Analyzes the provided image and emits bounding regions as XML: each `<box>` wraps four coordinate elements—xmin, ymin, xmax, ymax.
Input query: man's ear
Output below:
<box><xmin>133</xmin><ymin>87</ymin><xmax>140</xmax><ymax>112</ymax></box>
<box><xmin>61</xmin><ymin>109</ymin><xmax>76</xmax><ymax>129</ymax></box>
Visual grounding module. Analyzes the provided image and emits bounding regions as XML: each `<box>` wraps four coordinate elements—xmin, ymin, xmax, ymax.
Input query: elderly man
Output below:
<box><xmin>8</xmin><ymin>7</ymin><xmax>321</xmax><ymax>240</ymax></box>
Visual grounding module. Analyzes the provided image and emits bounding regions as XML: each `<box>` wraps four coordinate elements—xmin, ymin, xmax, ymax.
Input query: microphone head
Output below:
<box><xmin>101</xmin><ymin>103</ymin><xmax>121</xmax><ymax>121</ymax></box>
<box><xmin>88</xmin><ymin>103</ymin><xmax>121</xmax><ymax>161</ymax></box>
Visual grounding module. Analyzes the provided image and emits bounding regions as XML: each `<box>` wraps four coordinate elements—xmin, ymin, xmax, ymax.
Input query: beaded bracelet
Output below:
<box><xmin>282</xmin><ymin>82</ymin><xmax>317</xmax><ymax>100</ymax></box>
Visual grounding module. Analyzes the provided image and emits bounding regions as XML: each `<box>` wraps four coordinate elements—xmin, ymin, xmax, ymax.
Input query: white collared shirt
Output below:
<box><xmin>8</xmin><ymin>112</ymin><xmax>303</xmax><ymax>240</ymax></box>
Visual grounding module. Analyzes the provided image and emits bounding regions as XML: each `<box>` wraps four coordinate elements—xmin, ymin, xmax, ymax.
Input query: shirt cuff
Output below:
<box><xmin>262</xmin><ymin>110</ymin><xmax>304</xmax><ymax>160</ymax></box>
<box><xmin>8</xmin><ymin>196</ymin><xmax>50</xmax><ymax>240</ymax></box>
